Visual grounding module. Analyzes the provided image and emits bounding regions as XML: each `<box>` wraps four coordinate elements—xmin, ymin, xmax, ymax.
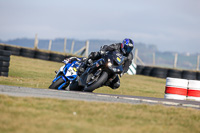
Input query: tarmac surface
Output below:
<box><xmin>0</xmin><ymin>85</ymin><xmax>200</xmax><ymax>109</ymax></box>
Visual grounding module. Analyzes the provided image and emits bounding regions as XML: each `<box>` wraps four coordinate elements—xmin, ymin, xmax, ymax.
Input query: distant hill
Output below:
<box><xmin>0</xmin><ymin>38</ymin><xmax>118</xmax><ymax>53</ymax></box>
<box><xmin>0</xmin><ymin>38</ymin><xmax>199</xmax><ymax>70</ymax></box>
<box><xmin>0</xmin><ymin>38</ymin><xmax>158</xmax><ymax>54</ymax></box>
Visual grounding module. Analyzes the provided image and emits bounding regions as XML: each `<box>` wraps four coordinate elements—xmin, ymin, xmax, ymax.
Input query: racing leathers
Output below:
<box><xmin>79</xmin><ymin>43</ymin><xmax>133</xmax><ymax>89</ymax></box>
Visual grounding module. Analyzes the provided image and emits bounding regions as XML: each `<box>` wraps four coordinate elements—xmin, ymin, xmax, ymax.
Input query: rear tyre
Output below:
<box><xmin>0</xmin><ymin>61</ymin><xmax>10</xmax><ymax>67</ymax></box>
<box><xmin>49</xmin><ymin>53</ymin><xmax>65</xmax><ymax>62</ymax></box>
<box><xmin>69</xmin><ymin>80</ymin><xmax>84</xmax><ymax>91</ymax></box>
<box><xmin>0</xmin><ymin>45</ymin><xmax>5</xmax><ymax>50</ymax></box>
<box><xmin>0</xmin><ymin>56</ymin><xmax>10</xmax><ymax>62</ymax></box>
<box><xmin>197</xmin><ymin>72</ymin><xmax>200</xmax><ymax>80</ymax></box>
<box><xmin>0</xmin><ymin>72</ymin><xmax>8</xmax><ymax>77</ymax></box>
<box><xmin>5</xmin><ymin>46</ymin><xmax>21</xmax><ymax>56</ymax></box>
<box><xmin>20</xmin><ymin>48</ymin><xmax>35</xmax><ymax>58</ymax></box>
<box><xmin>150</xmin><ymin>67</ymin><xmax>168</xmax><ymax>79</ymax></box>
<box><xmin>182</xmin><ymin>71</ymin><xmax>196</xmax><ymax>80</ymax></box>
<box><xmin>167</xmin><ymin>69</ymin><xmax>182</xmax><ymax>78</ymax></box>
<box><xmin>142</xmin><ymin>66</ymin><xmax>153</xmax><ymax>76</ymax></box>
<box><xmin>136</xmin><ymin>65</ymin><xmax>144</xmax><ymax>75</ymax></box>
<box><xmin>0</xmin><ymin>50</ymin><xmax>11</xmax><ymax>56</ymax></box>
<box><xmin>35</xmin><ymin>51</ymin><xmax>50</xmax><ymax>61</ymax></box>
<box><xmin>84</xmin><ymin>71</ymin><xmax>108</xmax><ymax>92</ymax></box>
<box><xmin>49</xmin><ymin>77</ymin><xmax>65</xmax><ymax>89</ymax></box>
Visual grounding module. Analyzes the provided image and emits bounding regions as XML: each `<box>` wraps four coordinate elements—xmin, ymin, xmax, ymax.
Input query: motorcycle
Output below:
<box><xmin>76</xmin><ymin>51</ymin><xmax>125</xmax><ymax>92</ymax></box>
<box><xmin>49</xmin><ymin>57</ymin><xmax>83</xmax><ymax>90</ymax></box>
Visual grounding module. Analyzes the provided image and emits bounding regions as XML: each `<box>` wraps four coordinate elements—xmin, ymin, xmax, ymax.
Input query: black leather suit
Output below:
<box><xmin>82</xmin><ymin>43</ymin><xmax>133</xmax><ymax>89</ymax></box>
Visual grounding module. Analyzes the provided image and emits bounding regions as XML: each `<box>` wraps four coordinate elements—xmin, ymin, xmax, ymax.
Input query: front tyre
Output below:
<box><xmin>84</xmin><ymin>71</ymin><xmax>108</xmax><ymax>92</ymax></box>
<box><xmin>49</xmin><ymin>77</ymin><xmax>67</xmax><ymax>90</ymax></box>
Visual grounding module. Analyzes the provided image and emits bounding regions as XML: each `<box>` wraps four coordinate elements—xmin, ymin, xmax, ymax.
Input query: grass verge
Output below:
<box><xmin>0</xmin><ymin>95</ymin><xmax>200</xmax><ymax>133</ymax></box>
<box><xmin>0</xmin><ymin>55</ymin><xmax>166</xmax><ymax>98</ymax></box>
<box><xmin>0</xmin><ymin>55</ymin><xmax>199</xmax><ymax>133</ymax></box>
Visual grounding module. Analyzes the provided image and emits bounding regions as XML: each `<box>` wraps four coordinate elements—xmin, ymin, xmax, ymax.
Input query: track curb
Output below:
<box><xmin>0</xmin><ymin>85</ymin><xmax>199</xmax><ymax>109</ymax></box>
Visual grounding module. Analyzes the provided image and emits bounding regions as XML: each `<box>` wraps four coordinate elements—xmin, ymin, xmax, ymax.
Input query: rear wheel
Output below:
<box><xmin>69</xmin><ymin>80</ymin><xmax>84</xmax><ymax>91</ymax></box>
<box><xmin>49</xmin><ymin>77</ymin><xmax>68</xmax><ymax>90</ymax></box>
<box><xmin>84</xmin><ymin>71</ymin><xmax>108</xmax><ymax>92</ymax></box>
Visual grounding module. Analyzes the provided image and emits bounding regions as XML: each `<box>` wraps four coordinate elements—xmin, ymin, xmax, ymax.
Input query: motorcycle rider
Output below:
<box><xmin>78</xmin><ymin>38</ymin><xmax>134</xmax><ymax>89</ymax></box>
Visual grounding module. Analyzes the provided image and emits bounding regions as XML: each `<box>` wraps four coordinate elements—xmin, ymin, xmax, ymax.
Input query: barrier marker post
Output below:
<box><xmin>197</xmin><ymin>55</ymin><xmax>200</xmax><ymax>71</ymax></box>
<box><xmin>64</xmin><ymin>38</ymin><xmax>67</xmax><ymax>53</ymax></box>
<box><xmin>174</xmin><ymin>53</ymin><xmax>178</xmax><ymax>68</ymax></box>
<box><xmin>153</xmin><ymin>52</ymin><xmax>155</xmax><ymax>66</ymax></box>
<box><xmin>48</xmin><ymin>40</ymin><xmax>52</xmax><ymax>51</ymax></box>
<box><xmin>85</xmin><ymin>40</ymin><xmax>89</xmax><ymax>57</ymax></box>
<box><xmin>34</xmin><ymin>34</ymin><xmax>38</xmax><ymax>49</ymax></box>
<box><xmin>134</xmin><ymin>49</ymin><xmax>138</xmax><ymax>64</ymax></box>
<box><xmin>70</xmin><ymin>41</ymin><xmax>75</xmax><ymax>54</ymax></box>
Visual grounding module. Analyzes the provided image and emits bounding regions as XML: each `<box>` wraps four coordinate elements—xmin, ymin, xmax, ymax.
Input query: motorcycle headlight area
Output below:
<box><xmin>107</xmin><ymin>62</ymin><xmax>121</xmax><ymax>73</ymax></box>
<box><xmin>107</xmin><ymin>62</ymin><xmax>117</xmax><ymax>72</ymax></box>
<box><xmin>107</xmin><ymin>62</ymin><xmax>112</xmax><ymax>67</ymax></box>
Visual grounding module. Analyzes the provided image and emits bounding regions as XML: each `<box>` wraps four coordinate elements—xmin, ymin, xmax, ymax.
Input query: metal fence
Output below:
<box><xmin>134</xmin><ymin>48</ymin><xmax>200</xmax><ymax>71</ymax></box>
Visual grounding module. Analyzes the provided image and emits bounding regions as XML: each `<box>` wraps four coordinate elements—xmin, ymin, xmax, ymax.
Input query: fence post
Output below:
<box><xmin>64</xmin><ymin>38</ymin><xmax>67</xmax><ymax>53</ymax></box>
<box><xmin>133</xmin><ymin>49</ymin><xmax>145</xmax><ymax>65</ymax></box>
<box><xmin>153</xmin><ymin>52</ymin><xmax>155</xmax><ymax>66</ymax></box>
<box><xmin>134</xmin><ymin>49</ymin><xmax>138</xmax><ymax>64</ymax></box>
<box><xmin>174</xmin><ymin>53</ymin><xmax>178</xmax><ymax>68</ymax></box>
<box><xmin>70</xmin><ymin>41</ymin><xmax>75</xmax><ymax>54</ymax></box>
<box><xmin>48</xmin><ymin>40</ymin><xmax>52</xmax><ymax>51</ymax></box>
<box><xmin>85</xmin><ymin>40</ymin><xmax>89</xmax><ymax>57</ymax></box>
<box><xmin>197</xmin><ymin>55</ymin><xmax>200</xmax><ymax>71</ymax></box>
<box><xmin>34</xmin><ymin>34</ymin><xmax>38</xmax><ymax>49</ymax></box>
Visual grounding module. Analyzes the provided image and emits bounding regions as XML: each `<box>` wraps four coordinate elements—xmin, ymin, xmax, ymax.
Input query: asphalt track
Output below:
<box><xmin>0</xmin><ymin>85</ymin><xmax>199</xmax><ymax>109</ymax></box>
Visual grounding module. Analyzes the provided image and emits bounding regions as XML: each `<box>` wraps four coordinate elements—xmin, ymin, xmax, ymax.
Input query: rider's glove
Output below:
<box><xmin>63</xmin><ymin>57</ymin><xmax>78</xmax><ymax>64</ymax></box>
<box><xmin>63</xmin><ymin>59</ymin><xmax>70</xmax><ymax>64</ymax></box>
<box><xmin>99</xmin><ymin>50</ymin><xmax>105</xmax><ymax>55</ymax></box>
<box><xmin>86</xmin><ymin>59</ymin><xmax>93</xmax><ymax>67</ymax></box>
<box><xmin>89</xmin><ymin>52</ymin><xmax>99</xmax><ymax>59</ymax></box>
<box><xmin>81</xmin><ymin>57</ymin><xmax>87</xmax><ymax>62</ymax></box>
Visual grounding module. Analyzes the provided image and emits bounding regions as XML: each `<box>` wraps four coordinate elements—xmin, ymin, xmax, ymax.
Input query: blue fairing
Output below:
<box><xmin>67</xmin><ymin>75</ymin><xmax>77</xmax><ymax>80</ymax></box>
<box><xmin>63</xmin><ymin>63</ymin><xmax>72</xmax><ymax>75</ymax></box>
<box><xmin>53</xmin><ymin>75</ymin><xmax>63</xmax><ymax>82</ymax></box>
<box><xmin>52</xmin><ymin>60</ymin><xmax>80</xmax><ymax>90</ymax></box>
<box><xmin>63</xmin><ymin>61</ymin><xmax>79</xmax><ymax>81</ymax></box>
<box><xmin>58</xmin><ymin>82</ymin><xmax>67</xmax><ymax>90</ymax></box>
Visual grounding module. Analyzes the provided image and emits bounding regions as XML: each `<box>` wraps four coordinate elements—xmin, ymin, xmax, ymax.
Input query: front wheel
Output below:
<box><xmin>49</xmin><ymin>77</ymin><xmax>69</xmax><ymax>90</ymax></box>
<box><xmin>84</xmin><ymin>71</ymin><xmax>108</xmax><ymax>92</ymax></box>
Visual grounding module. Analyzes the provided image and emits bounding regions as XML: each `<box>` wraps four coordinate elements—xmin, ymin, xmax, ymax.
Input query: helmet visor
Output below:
<box><xmin>124</xmin><ymin>45</ymin><xmax>133</xmax><ymax>54</ymax></box>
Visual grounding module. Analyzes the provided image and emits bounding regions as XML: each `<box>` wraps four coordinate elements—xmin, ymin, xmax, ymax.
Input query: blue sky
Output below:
<box><xmin>0</xmin><ymin>0</ymin><xmax>200</xmax><ymax>53</ymax></box>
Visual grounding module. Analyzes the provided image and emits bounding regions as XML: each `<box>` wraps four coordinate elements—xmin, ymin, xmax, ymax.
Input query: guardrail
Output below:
<box><xmin>1</xmin><ymin>43</ymin><xmax>200</xmax><ymax>80</ymax></box>
<box><xmin>0</xmin><ymin>43</ymin><xmax>74</xmax><ymax>62</ymax></box>
<box><xmin>136</xmin><ymin>65</ymin><xmax>200</xmax><ymax>80</ymax></box>
<box><xmin>0</xmin><ymin>50</ymin><xmax>11</xmax><ymax>77</ymax></box>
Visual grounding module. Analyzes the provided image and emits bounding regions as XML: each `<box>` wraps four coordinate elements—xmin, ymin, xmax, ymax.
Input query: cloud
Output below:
<box><xmin>0</xmin><ymin>0</ymin><xmax>200</xmax><ymax>53</ymax></box>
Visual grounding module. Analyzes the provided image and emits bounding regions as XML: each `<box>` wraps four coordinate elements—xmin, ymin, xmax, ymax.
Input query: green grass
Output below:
<box><xmin>0</xmin><ymin>95</ymin><xmax>200</xmax><ymax>133</ymax></box>
<box><xmin>95</xmin><ymin>74</ymin><xmax>166</xmax><ymax>98</ymax></box>
<box><xmin>0</xmin><ymin>55</ymin><xmax>166</xmax><ymax>98</ymax></box>
<box><xmin>0</xmin><ymin>56</ymin><xmax>62</xmax><ymax>88</ymax></box>
<box><xmin>0</xmin><ymin>56</ymin><xmax>199</xmax><ymax>133</ymax></box>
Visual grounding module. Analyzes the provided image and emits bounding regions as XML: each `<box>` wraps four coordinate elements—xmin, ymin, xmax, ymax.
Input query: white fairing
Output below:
<box><xmin>56</xmin><ymin>65</ymin><xmax>77</xmax><ymax>79</ymax></box>
<box><xmin>55</xmin><ymin>65</ymin><xmax>65</xmax><ymax>76</ymax></box>
<box><xmin>65</xmin><ymin>67</ymin><xmax>77</xmax><ymax>77</ymax></box>
<box><xmin>59</xmin><ymin>65</ymin><xmax>65</xmax><ymax>72</ymax></box>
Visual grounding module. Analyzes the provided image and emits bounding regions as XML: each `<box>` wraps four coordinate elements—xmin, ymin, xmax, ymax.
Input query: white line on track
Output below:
<box><xmin>0</xmin><ymin>85</ymin><xmax>199</xmax><ymax>109</ymax></box>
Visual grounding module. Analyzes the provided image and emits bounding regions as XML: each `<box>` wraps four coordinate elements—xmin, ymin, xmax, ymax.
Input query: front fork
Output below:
<box><xmin>53</xmin><ymin>74</ymin><xmax>69</xmax><ymax>90</ymax></box>
<box><xmin>86</xmin><ymin>58</ymin><xmax>105</xmax><ymax>73</ymax></box>
<box><xmin>78</xmin><ymin>58</ymin><xmax>105</xmax><ymax>87</ymax></box>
